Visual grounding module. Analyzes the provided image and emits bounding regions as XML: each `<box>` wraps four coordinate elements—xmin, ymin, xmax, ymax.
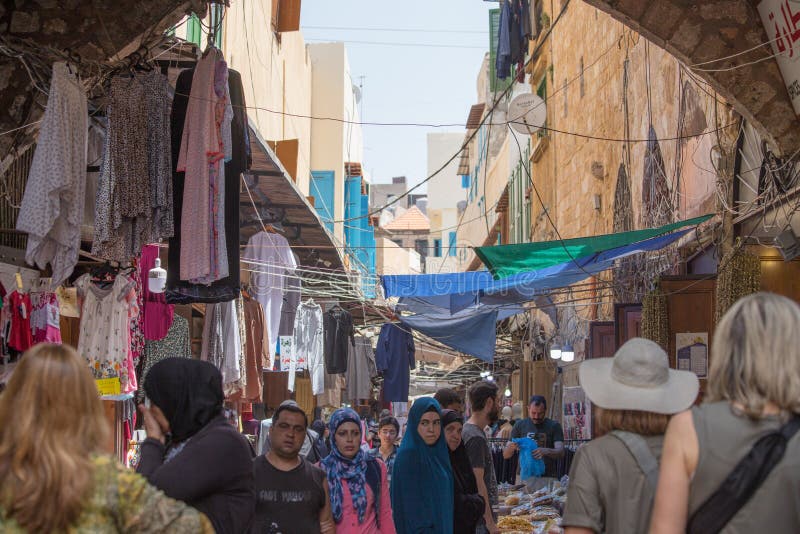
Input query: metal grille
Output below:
<box><xmin>0</xmin><ymin>144</ymin><xmax>33</xmax><ymax>250</ymax></box>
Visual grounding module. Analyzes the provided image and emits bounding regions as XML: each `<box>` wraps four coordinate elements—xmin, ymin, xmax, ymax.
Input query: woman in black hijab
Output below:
<box><xmin>441</xmin><ymin>409</ymin><xmax>485</xmax><ymax>533</ymax></box>
<box><xmin>137</xmin><ymin>358</ymin><xmax>255</xmax><ymax>533</ymax></box>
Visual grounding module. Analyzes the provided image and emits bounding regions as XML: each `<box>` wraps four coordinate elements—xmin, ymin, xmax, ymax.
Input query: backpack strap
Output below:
<box><xmin>610</xmin><ymin>430</ymin><xmax>659</xmax><ymax>491</ymax></box>
<box><xmin>687</xmin><ymin>415</ymin><xmax>800</xmax><ymax>534</ymax></box>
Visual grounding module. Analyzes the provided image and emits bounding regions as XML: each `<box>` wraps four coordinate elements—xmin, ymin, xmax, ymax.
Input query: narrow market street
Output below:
<box><xmin>1</xmin><ymin>1</ymin><xmax>800</xmax><ymax>533</ymax></box>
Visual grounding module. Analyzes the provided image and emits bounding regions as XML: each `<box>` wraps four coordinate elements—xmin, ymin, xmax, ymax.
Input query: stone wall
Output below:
<box><xmin>582</xmin><ymin>0</ymin><xmax>800</xmax><ymax>157</ymax></box>
<box><xmin>527</xmin><ymin>1</ymin><xmax>739</xmax><ymax>353</ymax></box>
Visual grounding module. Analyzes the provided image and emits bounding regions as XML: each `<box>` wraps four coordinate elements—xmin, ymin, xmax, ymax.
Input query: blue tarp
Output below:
<box><xmin>382</xmin><ymin>228</ymin><xmax>692</xmax><ymax>299</ymax></box>
<box><xmin>388</xmin><ymin>229</ymin><xmax>692</xmax><ymax>363</ymax></box>
<box><xmin>399</xmin><ymin>306</ymin><xmax>500</xmax><ymax>363</ymax></box>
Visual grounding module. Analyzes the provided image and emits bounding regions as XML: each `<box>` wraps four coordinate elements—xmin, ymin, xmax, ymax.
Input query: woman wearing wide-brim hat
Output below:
<box><xmin>561</xmin><ymin>337</ymin><xmax>699</xmax><ymax>534</ymax></box>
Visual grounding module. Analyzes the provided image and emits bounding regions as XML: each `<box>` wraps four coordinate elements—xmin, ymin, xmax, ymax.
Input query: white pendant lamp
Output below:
<box><xmin>561</xmin><ymin>344</ymin><xmax>575</xmax><ymax>362</ymax></box>
<box><xmin>550</xmin><ymin>344</ymin><xmax>562</xmax><ymax>360</ymax></box>
<box><xmin>148</xmin><ymin>257</ymin><xmax>167</xmax><ymax>294</ymax></box>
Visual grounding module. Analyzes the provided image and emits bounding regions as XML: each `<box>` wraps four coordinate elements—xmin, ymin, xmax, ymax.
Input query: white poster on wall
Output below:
<box><xmin>676</xmin><ymin>332</ymin><xmax>708</xmax><ymax>379</ymax></box>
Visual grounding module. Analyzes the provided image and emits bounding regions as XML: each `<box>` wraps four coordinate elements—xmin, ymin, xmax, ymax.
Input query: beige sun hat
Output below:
<box><xmin>579</xmin><ymin>337</ymin><xmax>699</xmax><ymax>414</ymax></box>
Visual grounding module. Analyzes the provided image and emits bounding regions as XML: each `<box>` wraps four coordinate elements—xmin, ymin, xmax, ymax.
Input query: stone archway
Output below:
<box><xmin>582</xmin><ymin>0</ymin><xmax>800</xmax><ymax>156</ymax></box>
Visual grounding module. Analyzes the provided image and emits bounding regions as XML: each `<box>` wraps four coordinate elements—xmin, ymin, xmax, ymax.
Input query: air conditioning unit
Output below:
<box><xmin>775</xmin><ymin>227</ymin><xmax>800</xmax><ymax>261</ymax></box>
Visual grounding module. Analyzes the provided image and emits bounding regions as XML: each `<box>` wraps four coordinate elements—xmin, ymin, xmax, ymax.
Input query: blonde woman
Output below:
<box><xmin>650</xmin><ymin>292</ymin><xmax>800</xmax><ymax>533</ymax></box>
<box><xmin>0</xmin><ymin>344</ymin><xmax>213</xmax><ymax>533</ymax></box>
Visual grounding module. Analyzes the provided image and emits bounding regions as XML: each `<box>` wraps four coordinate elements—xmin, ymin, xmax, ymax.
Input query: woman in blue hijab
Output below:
<box><xmin>390</xmin><ymin>397</ymin><xmax>454</xmax><ymax>534</ymax></box>
<box><xmin>320</xmin><ymin>408</ymin><xmax>395</xmax><ymax>533</ymax></box>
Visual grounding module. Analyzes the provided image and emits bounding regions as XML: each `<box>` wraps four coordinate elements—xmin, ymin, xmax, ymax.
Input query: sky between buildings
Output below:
<box><xmin>300</xmin><ymin>0</ymin><xmax>496</xmax><ymax>191</ymax></box>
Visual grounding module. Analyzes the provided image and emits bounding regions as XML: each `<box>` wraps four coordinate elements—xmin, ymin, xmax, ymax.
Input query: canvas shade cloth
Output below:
<box><xmin>474</xmin><ymin>214</ymin><xmax>711</xmax><ymax>279</ymax></box>
<box><xmin>382</xmin><ymin>227</ymin><xmax>694</xmax><ymax>300</ymax></box>
<box><xmin>392</xmin><ymin>229</ymin><xmax>693</xmax><ymax>361</ymax></box>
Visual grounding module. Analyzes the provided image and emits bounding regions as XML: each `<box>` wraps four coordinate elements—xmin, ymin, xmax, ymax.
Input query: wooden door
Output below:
<box><xmin>660</xmin><ymin>276</ymin><xmax>716</xmax><ymax>400</ymax></box>
<box><xmin>751</xmin><ymin>245</ymin><xmax>800</xmax><ymax>302</ymax></box>
<box><xmin>588</xmin><ymin>321</ymin><xmax>615</xmax><ymax>359</ymax></box>
<box><xmin>614</xmin><ymin>303</ymin><xmax>642</xmax><ymax>348</ymax></box>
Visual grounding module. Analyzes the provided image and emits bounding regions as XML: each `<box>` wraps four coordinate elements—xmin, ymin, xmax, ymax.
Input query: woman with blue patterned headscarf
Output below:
<box><xmin>320</xmin><ymin>408</ymin><xmax>396</xmax><ymax>533</ymax></box>
<box><xmin>390</xmin><ymin>397</ymin><xmax>454</xmax><ymax>534</ymax></box>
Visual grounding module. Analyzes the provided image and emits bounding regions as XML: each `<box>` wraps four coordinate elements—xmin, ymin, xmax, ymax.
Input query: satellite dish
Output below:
<box><xmin>353</xmin><ymin>84</ymin><xmax>362</xmax><ymax>103</ymax></box>
<box><xmin>508</xmin><ymin>93</ymin><xmax>546</xmax><ymax>135</ymax></box>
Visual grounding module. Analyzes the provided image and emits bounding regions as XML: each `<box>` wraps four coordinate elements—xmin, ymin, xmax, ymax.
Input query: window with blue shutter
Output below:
<box><xmin>433</xmin><ymin>239</ymin><xmax>442</xmax><ymax>257</ymax></box>
<box><xmin>310</xmin><ymin>171</ymin><xmax>335</xmax><ymax>232</ymax></box>
<box><xmin>448</xmin><ymin>232</ymin><xmax>457</xmax><ymax>257</ymax></box>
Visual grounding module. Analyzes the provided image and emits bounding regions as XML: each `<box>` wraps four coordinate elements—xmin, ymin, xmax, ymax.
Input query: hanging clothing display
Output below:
<box><xmin>346</xmin><ymin>335</ymin><xmax>377</xmax><ymax>402</ymax></box>
<box><xmin>140</xmin><ymin>244</ymin><xmax>174</xmax><ymax>341</ymax></box>
<box><xmin>242</xmin><ymin>294</ymin><xmax>268</xmax><ymax>402</ymax></box>
<box><xmin>278</xmin><ymin>265</ymin><xmax>301</xmax><ymax>336</ymax></box>
<box><xmin>7</xmin><ymin>290</ymin><xmax>33</xmax><ymax>353</ymax></box>
<box><xmin>187</xmin><ymin>53</ymin><xmax>232</xmax><ymax>285</ymax></box>
<box><xmin>235</xmin><ymin>297</ymin><xmax>248</xmax><ymax>397</ymax></box>
<box><xmin>293</xmin><ymin>299</ymin><xmax>324</xmax><ymax>394</ymax></box>
<box><xmin>129</xmin><ymin>262</ymin><xmax>146</xmax><ymax>371</ymax></box>
<box><xmin>76</xmin><ymin>274</ymin><xmax>136</xmax><ymax>392</ymax></box>
<box><xmin>263</xmin><ymin>371</ymin><xmax>290</xmax><ymax>410</ymax></box>
<box><xmin>92</xmin><ymin>70</ymin><xmax>173</xmax><ymax>262</ymax></box>
<box><xmin>136</xmin><ymin>314</ymin><xmax>191</xmax><ymax>402</ymax></box>
<box><xmin>201</xmin><ymin>299</ymin><xmax>243</xmax><ymax>395</ymax></box>
<box><xmin>323</xmin><ymin>305</ymin><xmax>355</xmax><ymax>374</ymax></box>
<box><xmin>16</xmin><ymin>62</ymin><xmax>87</xmax><ymax>284</ymax></box>
<box><xmin>375</xmin><ymin>323</ymin><xmax>415</xmax><ymax>402</ymax></box>
<box><xmin>243</xmin><ymin>230</ymin><xmax>298</xmax><ymax>356</ymax></box>
<box><xmin>317</xmin><ymin>373</ymin><xmax>346</xmax><ymax>408</ymax></box>
<box><xmin>30</xmin><ymin>291</ymin><xmax>61</xmax><ymax>344</ymax></box>
<box><xmin>177</xmin><ymin>50</ymin><xmax>217</xmax><ymax>281</ymax></box>
<box><xmin>166</xmin><ymin>66</ymin><xmax>248</xmax><ymax>303</ymax></box>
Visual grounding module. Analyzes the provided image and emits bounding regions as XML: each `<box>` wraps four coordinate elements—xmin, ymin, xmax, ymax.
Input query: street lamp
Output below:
<box><xmin>561</xmin><ymin>344</ymin><xmax>575</xmax><ymax>362</ymax></box>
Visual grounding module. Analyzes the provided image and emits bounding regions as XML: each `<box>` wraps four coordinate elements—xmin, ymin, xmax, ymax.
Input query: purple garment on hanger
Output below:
<box><xmin>141</xmin><ymin>244</ymin><xmax>175</xmax><ymax>341</ymax></box>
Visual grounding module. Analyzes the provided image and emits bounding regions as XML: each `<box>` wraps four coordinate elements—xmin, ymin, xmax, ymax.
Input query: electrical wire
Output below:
<box><xmin>302</xmin><ymin>25</ymin><xmax>489</xmax><ymax>34</ymax></box>
<box><xmin>304</xmin><ymin>39</ymin><xmax>485</xmax><ymax>50</ymax></box>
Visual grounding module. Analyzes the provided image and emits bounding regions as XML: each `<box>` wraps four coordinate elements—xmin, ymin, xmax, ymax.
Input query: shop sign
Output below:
<box><xmin>758</xmin><ymin>0</ymin><xmax>800</xmax><ymax>115</ymax></box>
<box><xmin>96</xmin><ymin>377</ymin><xmax>121</xmax><ymax>396</ymax></box>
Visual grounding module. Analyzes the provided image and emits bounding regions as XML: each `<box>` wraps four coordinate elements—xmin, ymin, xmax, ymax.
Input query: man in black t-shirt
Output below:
<box><xmin>504</xmin><ymin>395</ymin><xmax>564</xmax><ymax>479</ymax></box>
<box><xmin>251</xmin><ymin>401</ymin><xmax>335</xmax><ymax>534</ymax></box>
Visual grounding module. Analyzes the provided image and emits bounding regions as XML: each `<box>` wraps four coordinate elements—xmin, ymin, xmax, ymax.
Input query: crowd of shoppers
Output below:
<box><xmin>3</xmin><ymin>292</ymin><xmax>799</xmax><ymax>533</ymax></box>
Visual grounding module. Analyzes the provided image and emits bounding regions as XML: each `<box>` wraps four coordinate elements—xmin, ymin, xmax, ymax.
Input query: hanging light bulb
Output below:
<box><xmin>504</xmin><ymin>387</ymin><xmax>511</xmax><ymax>397</ymax></box>
<box><xmin>561</xmin><ymin>344</ymin><xmax>575</xmax><ymax>362</ymax></box>
<box><xmin>486</xmin><ymin>374</ymin><xmax>494</xmax><ymax>382</ymax></box>
<box><xmin>148</xmin><ymin>257</ymin><xmax>167</xmax><ymax>294</ymax></box>
<box><xmin>550</xmin><ymin>344</ymin><xmax>562</xmax><ymax>360</ymax></box>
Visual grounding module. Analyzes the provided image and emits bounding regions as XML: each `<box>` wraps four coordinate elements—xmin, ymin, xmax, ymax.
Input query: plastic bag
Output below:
<box><xmin>513</xmin><ymin>437</ymin><xmax>546</xmax><ymax>479</ymax></box>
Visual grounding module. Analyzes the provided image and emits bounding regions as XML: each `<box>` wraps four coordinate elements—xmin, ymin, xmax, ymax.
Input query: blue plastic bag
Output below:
<box><xmin>513</xmin><ymin>437</ymin><xmax>545</xmax><ymax>479</ymax></box>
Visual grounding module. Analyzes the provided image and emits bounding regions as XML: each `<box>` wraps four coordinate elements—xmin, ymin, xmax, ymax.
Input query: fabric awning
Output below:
<box><xmin>473</xmin><ymin>214</ymin><xmax>712</xmax><ymax>279</ymax></box>
<box><xmin>241</xmin><ymin>122</ymin><xmax>346</xmax><ymax>272</ymax></box>
<box><xmin>382</xmin><ymin>227</ymin><xmax>693</xmax><ymax>298</ymax></box>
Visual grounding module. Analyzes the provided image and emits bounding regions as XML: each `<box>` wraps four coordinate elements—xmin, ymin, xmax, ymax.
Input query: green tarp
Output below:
<box><xmin>474</xmin><ymin>214</ymin><xmax>712</xmax><ymax>279</ymax></box>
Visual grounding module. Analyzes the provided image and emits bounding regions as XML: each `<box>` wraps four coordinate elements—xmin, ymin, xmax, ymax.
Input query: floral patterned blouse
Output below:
<box><xmin>0</xmin><ymin>455</ymin><xmax>213</xmax><ymax>533</ymax></box>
